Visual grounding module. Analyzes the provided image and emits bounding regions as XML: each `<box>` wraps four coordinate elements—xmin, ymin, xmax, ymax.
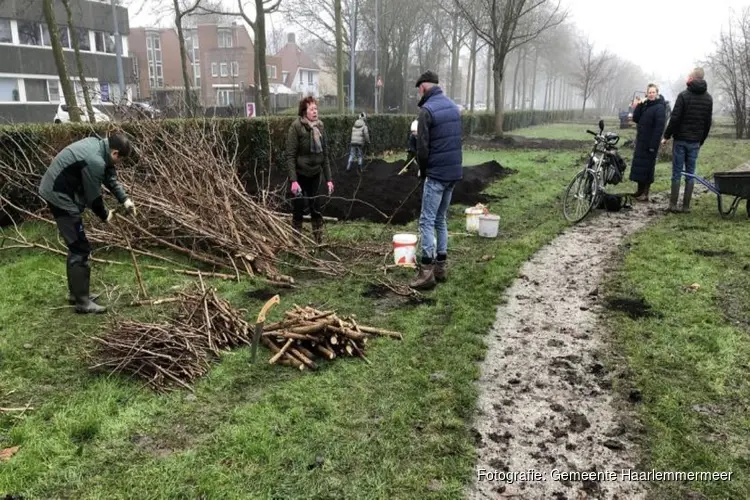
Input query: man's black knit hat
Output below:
<box><xmin>415</xmin><ymin>70</ymin><xmax>439</xmax><ymax>87</ymax></box>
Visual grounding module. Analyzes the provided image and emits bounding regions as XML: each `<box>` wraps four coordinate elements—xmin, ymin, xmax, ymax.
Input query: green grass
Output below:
<box><xmin>512</xmin><ymin>121</ymin><xmax>637</xmax><ymax>141</ymax></box>
<box><xmin>604</xmin><ymin>206</ymin><xmax>750</xmax><ymax>499</ymax></box>
<box><xmin>0</xmin><ymin>146</ymin><xmax>585</xmax><ymax>499</ymax></box>
<box><xmin>3</xmin><ymin>126</ymin><xmax>750</xmax><ymax>498</ymax></box>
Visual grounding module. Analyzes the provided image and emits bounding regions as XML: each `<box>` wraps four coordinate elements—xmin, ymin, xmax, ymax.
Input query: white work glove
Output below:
<box><xmin>123</xmin><ymin>198</ymin><xmax>136</xmax><ymax>216</ymax></box>
<box><xmin>105</xmin><ymin>209</ymin><xmax>115</xmax><ymax>223</ymax></box>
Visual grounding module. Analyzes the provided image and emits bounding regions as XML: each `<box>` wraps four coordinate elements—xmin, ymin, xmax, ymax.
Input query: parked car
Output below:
<box><xmin>53</xmin><ymin>103</ymin><xmax>111</xmax><ymax>124</ymax></box>
<box><xmin>126</xmin><ymin>101</ymin><xmax>162</xmax><ymax>120</ymax></box>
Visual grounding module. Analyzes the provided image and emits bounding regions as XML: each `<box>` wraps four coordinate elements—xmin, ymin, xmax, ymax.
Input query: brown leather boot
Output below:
<box><xmin>409</xmin><ymin>263</ymin><xmax>436</xmax><ymax>290</ymax></box>
<box><xmin>633</xmin><ymin>182</ymin><xmax>645</xmax><ymax>198</ymax></box>
<box><xmin>434</xmin><ymin>257</ymin><xmax>447</xmax><ymax>282</ymax></box>
<box><xmin>636</xmin><ymin>184</ymin><xmax>650</xmax><ymax>202</ymax></box>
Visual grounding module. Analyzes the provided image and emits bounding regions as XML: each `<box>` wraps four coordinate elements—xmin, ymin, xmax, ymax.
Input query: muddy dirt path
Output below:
<box><xmin>468</xmin><ymin>194</ymin><xmax>669</xmax><ymax>500</ymax></box>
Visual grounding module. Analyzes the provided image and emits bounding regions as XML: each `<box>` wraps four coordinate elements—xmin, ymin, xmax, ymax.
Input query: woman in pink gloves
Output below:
<box><xmin>284</xmin><ymin>96</ymin><xmax>333</xmax><ymax>244</ymax></box>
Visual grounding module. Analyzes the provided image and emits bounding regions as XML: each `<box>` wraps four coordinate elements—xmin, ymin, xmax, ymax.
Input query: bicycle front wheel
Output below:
<box><xmin>563</xmin><ymin>170</ymin><xmax>598</xmax><ymax>223</ymax></box>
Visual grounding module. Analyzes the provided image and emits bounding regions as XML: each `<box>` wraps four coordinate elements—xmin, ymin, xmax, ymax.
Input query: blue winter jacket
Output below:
<box><xmin>416</xmin><ymin>86</ymin><xmax>463</xmax><ymax>182</ymax></box>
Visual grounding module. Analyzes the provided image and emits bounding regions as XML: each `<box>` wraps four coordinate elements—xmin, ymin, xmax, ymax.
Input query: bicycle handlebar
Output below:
<box><xmin>586</xmin><ymin>130</ymin><xmax>598</xmax><ymax>136</ymax></box>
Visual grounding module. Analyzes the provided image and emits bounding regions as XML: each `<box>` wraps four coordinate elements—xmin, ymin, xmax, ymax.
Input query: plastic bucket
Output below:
<box><xmin>393</xmin><ymin>233</ymin><xmax>418</xmax><ymax>266</ymax></box>
<box><xmin>465</xmin><ymin>207</ymin><xmax>484</xmax><ymax>233</ymax></box>
<box><xmin>478</xmin><ymin>214</ymin><xmax>500</xmax><ymax>238</ymax></box>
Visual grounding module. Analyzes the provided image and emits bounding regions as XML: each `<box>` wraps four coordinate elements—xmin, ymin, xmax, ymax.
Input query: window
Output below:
<box><xmin>58</xmin><ymin>25</ymin><xmax>70</xmax><ymax>49</ymax></box>
<box><xmin>95</xmin><ymin>31</ymin><xmax>105</xmax><ymax>52</ymax></box>
<box><xmin>267</xmin><ymin>65</ymin><xmax>276</xmax><ymax>79</ymax></box>
<box><xmin>106</xmin><ymin>33</ymin><xmax>116</xmax><ymax>54</ymax></box>
<box><xmin>216</xmin><ymin>89</ymin><xmax>236</xmax><ymax>107</ymax></box>
<box><xmin>282</xmin><ymin>71</ymin><xmax>289</xmax><ymax>83</ymax></box>
<box><xmin>211</xmin><ymin>63</ymin><xmax>218</xmax><ymax>77</ymax></box>
<box><xmin>18</xmin><ymin>21</ymin><xmax>42</xmax><ymax>46</ymax></box>
<box><xmin>231</xmin><ymin>62</ymin><xmax>239</xmax><ymax>77</ymax></box>
<box><xmin>299</xmin><ymin>70</ymin><xmax>303</xmax><ymax>85</ymax></box>
<box><xmin>25</xmin><ymin>79</ymin><xmax>49</xmax><ymax>102</ymax></box>
<box><xmin>48</xmin><ymin>80</ymin><xmax>60</xmax><ymax>102</ymax></box>
<box><xmin>0</xmin><ymin>18</ymin><xmax>12</xmax><ymax>43</ymax></box>
<box><xmin>220</xmin><ymin>62</ymin><xmax>228</xmax><ymax>77</ymax></box>
<box><xmin>146</xmin><ymin>33</ymin><xmax>163</xmax><ymax>88</ymax></box>
<box><xmin>308</xmin><ymin>71</ymin><xmax>313</xmax><ymax>84</ymax></box>
<box><xmin>0</xmin><ymin>78</ymin><xmax>19</xmax><ymax>102</ymax></box>
<box><xmin>218</xmin><ymin>30</ymin><xmax>232</xmax><ymax>48</ymax></box>
<box><xmin>73</xmin><ymin>27</ymin><xmax>90</xmax><ymax>51</ymax></box>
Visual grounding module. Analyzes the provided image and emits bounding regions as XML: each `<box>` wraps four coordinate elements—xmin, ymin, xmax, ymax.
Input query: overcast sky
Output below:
<box><xmin>565</xmin><ymin>0</ymin><xmax>746</xmax><ymax>82</ymax></box>
<box><xmin>129</xmin><ymin>0</ymin><xmax>746</xmax><ymax>85</ymax></box>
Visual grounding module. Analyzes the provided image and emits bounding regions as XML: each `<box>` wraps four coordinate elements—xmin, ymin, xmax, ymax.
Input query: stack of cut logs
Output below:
<box><xmin>262</xmin><ymin>305</ymin><xmax>403</xmax><ymax>370</ymax></box>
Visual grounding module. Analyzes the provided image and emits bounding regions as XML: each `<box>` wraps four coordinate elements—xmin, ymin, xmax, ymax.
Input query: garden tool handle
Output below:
<box><xmin>256</xmin><ymin>295</ymin><xmax>280</xmax><ymax>323</ymax></box>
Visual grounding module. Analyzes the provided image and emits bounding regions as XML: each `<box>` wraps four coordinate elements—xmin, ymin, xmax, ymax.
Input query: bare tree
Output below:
<box><xmin>708</xmin><ymin>8</ymin><xmax>750</xmax><ymax>138</ymax></box>
<box><xmin>335</xmin><ymin>0</ymin><xmax>345</xmax><ymax>112</ymax></box>
<box><xmin>455</xmin><ymin>0</ymin><xmax>567</xmax><ymax>137</ymax></box>
<box><xmin>43</xmin><ymin>0</ymin><xmax>80</xmax><ymax>121</ymax></box>
<box><xmin>570</xmin><ymin>37</ymin><xmax>609</xmax><ymax>117</ymax></box>
<box><xmin>62</xmin><ymin>0</ymin><xmax>95</xmax><ymax>122</ymax></box>
<box><xmin>266</xmin><ymin>24</ymin><xmax>286</xmax><ymax>54</ymax></box>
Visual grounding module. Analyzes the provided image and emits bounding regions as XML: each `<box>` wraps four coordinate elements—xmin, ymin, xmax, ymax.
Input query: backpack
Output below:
<box><xmin>604</xmin><ymin>152</ymin><xmax>627</xmax><ymax>185</ymax></box>
<box><xmin>597</xmin><ymin>193</ymin><xmax>633</xmax><ymax>212</ymax></box>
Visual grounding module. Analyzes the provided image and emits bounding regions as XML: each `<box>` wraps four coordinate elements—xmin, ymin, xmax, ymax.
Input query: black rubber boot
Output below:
<box><xmin>633</xmin><ymin>182</ymin><xmax>645</xmax><ymax>198</ymax></box>
<box><xmin>668</xmin><ymin>180</ymin><xmax>682</xmax><ymax>212</ymax></box>
<box><xmin>69</xmin><ymin>264</ymin><xmax>106</xmax><ymax>314</ymax></box>
<box><xmin>682</xmin><ymin>180</ymin><xmax>695</xmax><ymax>213</ymax></box>
<box><xmin>67</xmin><ymin>267</ymin><xmax>100</xmax><ymax>305</ymax></box>
<box><xmin>312</xmin><ymin>218</ymin><xmax>324</xmax><ymax>245</ymax></box>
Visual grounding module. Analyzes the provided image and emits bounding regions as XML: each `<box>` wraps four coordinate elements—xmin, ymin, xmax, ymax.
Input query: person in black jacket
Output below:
<box><xmin>630</xmin><ymin>84</ymin><xmax>667</xmax><ymax>201</ymax></box>
<box><xmin>662</xmin><ymin>67</ymin><xmax>713</xmax><ymax>212</ymax></box>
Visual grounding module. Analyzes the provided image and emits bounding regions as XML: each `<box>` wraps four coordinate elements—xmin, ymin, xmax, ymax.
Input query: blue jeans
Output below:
<box><xmin>419</xmin><ymin>177</ymin><xmax>455</xmax><ymax>261</ymax></box>
<box><xmin>347</xmin><ymin>145</ymin><xmax>364</xmax><ymax>170</ymax></box>
<box><xmin>672</xmin><ymin>140</ymin><xmax>701</xmax><ymax>182</ymax></box>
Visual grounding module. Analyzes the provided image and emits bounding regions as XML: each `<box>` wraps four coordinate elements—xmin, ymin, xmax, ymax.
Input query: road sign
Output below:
<box><xmin>376</xmin><ymin>76</ymin><xmax>383</xmax><ymax>87</ymax></box>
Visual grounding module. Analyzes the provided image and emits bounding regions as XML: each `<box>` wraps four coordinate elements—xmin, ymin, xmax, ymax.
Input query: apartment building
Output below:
<box><xmin>130</xmin><ymin>22</ymin><xmax>285</xmax><ymax>109</ymax></box>
<box><xmin>0</xmin><ymin>0</ymin><xmax>135</xmax><ymax>123</ymax></box>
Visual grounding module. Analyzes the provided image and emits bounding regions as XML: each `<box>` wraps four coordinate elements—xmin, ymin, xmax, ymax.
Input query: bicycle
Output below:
<box><xmin>562</xmin><ymin>119</ymin><xmax>625</xmax><ymax>223</ymax></box>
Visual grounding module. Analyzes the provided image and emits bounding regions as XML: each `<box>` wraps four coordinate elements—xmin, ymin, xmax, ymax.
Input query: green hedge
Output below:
<box><xmin>0</xmin><ymin>110</ymin><xmax>573</xmax><ymax>219</ymax></box>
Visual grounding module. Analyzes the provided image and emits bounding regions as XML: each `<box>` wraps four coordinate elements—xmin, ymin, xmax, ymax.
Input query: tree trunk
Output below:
<box><xmin>521</xmin><ymin>48</ymin><xmax>527</xmax><ymax>110</ymax></box>
<box><xmin>254</xmin><ymin>45</ymin><xmax>261</xmax><ymax>111</ymax></box>
<box><xmin>464</xmin><ymin>49</ymin><xmax>472</xmax><ymax>106</ymax></box>
<box><xmin>469</xmin><ymin>33</ymin><xmax>477</xmax><ymax>112</ymax></box>
<box><xmin>255</xmin><ymin>0</ymin><xmax>270</xmax><ymax>116</ymax></box>
<box><xmin>512</xmin><ymin>51</ymin><xmax>521</xmax><ymax>110</ymax></box>
<box><xmin>493</xmin><ymin>50</ymin><xmax>506</xmax><ymax>137</ymax></box>
<box><xmin>62</xmin><ymin>0</ymin><xmax>94</xmax><ymax>122</ymax></box>
<box><xmin>173</xmin><ymin>0</ymin><xmax>195</xmax><ymax>117</ymax></box>
<box><xmin>43</xmin><ymin>0</ymin><xmax>80</xmax><ymax>121</ymax></box>
<box><xmin>335</xmin><ymin>0</ymin><xmax>344</xmax><ymax>113</ymax></box>
<box><xmin>485</xmin><ymin>46</ymin><xmax>492</xmax><ymax>111</ymax></box>
<box><xmin>449</xmin><ymin>17</ymin><xmax>459</xmax><ymax>99</ymax></box>
<box><xmin>530</xmin><ymin>50</ymin><xmax>539</xmax><ymax>110</ymax></box>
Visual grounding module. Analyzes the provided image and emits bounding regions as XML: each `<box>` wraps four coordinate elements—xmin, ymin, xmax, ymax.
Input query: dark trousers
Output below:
<box><xmin>53</xmin><ymin>210</ymin><xmax>91</xmax><ymax>267</ymax></box>
<box><xmin>292</xmin><ymin>173</ymin><xmax>322</xmax><ymax>223</ymax></box>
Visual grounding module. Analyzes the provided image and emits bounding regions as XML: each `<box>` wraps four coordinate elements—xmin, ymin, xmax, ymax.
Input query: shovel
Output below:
<box><xmin>251</xmin><ymin>294</ymin><xmax>280</xmax><ymax>363</ymax></box>
<box><xmin>397</xmin><ymin>157</ymin><xmax>417</xmax><ymax>175</ymax></box>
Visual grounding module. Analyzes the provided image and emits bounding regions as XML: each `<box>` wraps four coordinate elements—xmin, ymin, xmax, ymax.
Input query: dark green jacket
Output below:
<box><xmin>284</xmin><ymin>118</ymin><xmax>332</xmax><ymax>182</ymax></box>
<box><xmin>39</xmin><ymin>137</ymin><xmax>128</xmax><ymax>221</ymax></box>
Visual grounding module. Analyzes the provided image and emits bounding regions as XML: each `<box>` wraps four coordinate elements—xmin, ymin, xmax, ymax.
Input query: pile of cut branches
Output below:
<box><xmin>262</xmin><ymin>305</ymin><xmax>403</xmax><ymax>370</ymax></box>
<box><xmin>89</xmin><ymin>281</ymin><xmax>252</xmax><ymax>392</ymax></box>
<box><xmin>0</xmin><ymin>120</ymin><xmax>339</xmax><ymax>282</ymax></box>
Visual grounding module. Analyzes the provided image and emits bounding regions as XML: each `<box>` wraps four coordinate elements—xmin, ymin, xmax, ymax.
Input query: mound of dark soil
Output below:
<box><xmin>245</xmin><ymin>157</ymin><xmax>514</xmax><ymax>225</ymax></box>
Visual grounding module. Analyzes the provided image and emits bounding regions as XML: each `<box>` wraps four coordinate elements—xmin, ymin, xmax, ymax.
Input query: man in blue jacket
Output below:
<box><xmin>410</xmin><ymin>70</ymin><xmax>463</xmax><ymax>290</ymax></box>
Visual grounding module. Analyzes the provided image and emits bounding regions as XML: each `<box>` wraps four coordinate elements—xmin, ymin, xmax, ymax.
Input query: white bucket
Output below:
<box><xmin>478</xmin><ymin>214</ymin><xmax>500</xmax><ymax>238</ymax></box>
<box><xmin>393</xmin><ymin>233</ymin><xmax>418</xmax><ymax>266</ymax></box>
<box><xmin>465</xmin><ymin>207</ymin><xmax>484</xmax><ymax>233</ymax></box>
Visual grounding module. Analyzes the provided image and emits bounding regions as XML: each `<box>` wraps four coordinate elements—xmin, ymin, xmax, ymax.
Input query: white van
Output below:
<box><xmin>53</xmin><ymin>103</ymin><xmax>111</xmax><ymax>123</ymax></box>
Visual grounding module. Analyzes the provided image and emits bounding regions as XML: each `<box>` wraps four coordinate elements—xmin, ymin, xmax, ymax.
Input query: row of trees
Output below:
<box><xmin>280</xmin><ymin>0</ymin><xmax>653</xmax><ymax>136</ymax></box>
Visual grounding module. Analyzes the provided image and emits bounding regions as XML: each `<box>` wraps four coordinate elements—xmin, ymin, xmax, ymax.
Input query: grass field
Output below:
<box><xmin>2</xmin><ymin>125</ymin><xmax>749</xmax><ymax>499</ymax></box>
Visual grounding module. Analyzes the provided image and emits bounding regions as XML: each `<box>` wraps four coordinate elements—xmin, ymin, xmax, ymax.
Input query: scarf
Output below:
<box><xmin>300</xmin><ymin>117</ymin><xmax>323</xmax><ymax>153</ymax></box>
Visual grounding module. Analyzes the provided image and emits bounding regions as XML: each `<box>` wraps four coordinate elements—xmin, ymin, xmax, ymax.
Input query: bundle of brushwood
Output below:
<box><xmin>89</xmin><ymin>282</ymin><xmax>252</xmax><ymax>392</ymax></box>
<box><xmin>0</xmin><ymin>120</ymin><xmax>338</xmax><ymax>282</ymax></box>
<box><xmin>262</xmin><ymin>305</ymin><xmax>403</xmax><ymax>370</ymax></box>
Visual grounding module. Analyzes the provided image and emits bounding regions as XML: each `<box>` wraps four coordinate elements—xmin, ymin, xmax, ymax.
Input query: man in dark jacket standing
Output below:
<box><xmin>38</xmin><ymin>133</ymin><xmax>135</xmax><ymax>313</ymax></box>
<box><xmin>662</xmin><ymin>67</ymin><xmax>713</xmax><ymax>212</ymax></box>
<box><xmin>410</xmin><ymin>70</ymin><xmax>463</xmax><ymax>290</ymax></box>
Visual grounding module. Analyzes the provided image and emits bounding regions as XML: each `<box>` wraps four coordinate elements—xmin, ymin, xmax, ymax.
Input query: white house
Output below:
<box><xmin>274</xmin><ymin>33</ymin><xmax>320</xmax><ymax>98</ymax></box>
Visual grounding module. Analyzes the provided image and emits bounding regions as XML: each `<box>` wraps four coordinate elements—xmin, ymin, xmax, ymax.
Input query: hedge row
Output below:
<box><xmin>0</xmin><ymin>109</ymin><xmax>574</xmax><ymax>175</ymax></box>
